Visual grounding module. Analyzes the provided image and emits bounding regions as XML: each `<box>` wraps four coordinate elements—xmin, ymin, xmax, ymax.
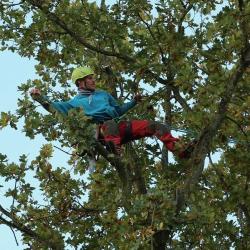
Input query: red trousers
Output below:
<box><xmin>100</xmin><ymin>120</ymin><xmax>179</xmax><ymax>152</ymax></box>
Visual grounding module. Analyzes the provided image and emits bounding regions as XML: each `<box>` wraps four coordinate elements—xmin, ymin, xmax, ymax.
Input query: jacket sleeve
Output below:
<box><xmin>33</xmin><ymin>95</ymin><xmax>72</xmax><ymax>115</ymax></box>
<box><xmin>108</xmin><ymin>93</ymin><xmax>137</xmax><ymax>116</ymax></box>
<box><xmin>32</xmin><ymin>95</ymin><xmax>53</xmax><ymax>113</ymax></box>
<box><xmin>51</xmin><ymin>100</ymin><xmax>73</xmax><ymax>115</ymax></box>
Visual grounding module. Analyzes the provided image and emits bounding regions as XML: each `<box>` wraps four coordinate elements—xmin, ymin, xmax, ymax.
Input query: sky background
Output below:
<box><xmin>0</xmin><ymin>51</ymin><xmax>36</xmax><ymax>250</ymax></box>
<box><xmin>0</xmin><ymin>51</ymin><xmax>70</xmax><ymax>249</ymax></box>
<box><xmin>0</xmin><ymin>1</ymin><xmax>114</xmax><ymax>248</ymax></box>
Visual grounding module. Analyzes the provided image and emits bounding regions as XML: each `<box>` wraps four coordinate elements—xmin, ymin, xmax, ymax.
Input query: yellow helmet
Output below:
<box><xmin>71</xmin><ymin>67</ymin><xmax>94</xmax><ymax>84</ymax></box>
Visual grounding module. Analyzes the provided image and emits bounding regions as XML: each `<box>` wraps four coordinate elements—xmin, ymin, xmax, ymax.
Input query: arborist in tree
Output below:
<box><xmin>30</xmin><ymin>66</ymin><xmax>194</xmax><ymax>158</ymax></box>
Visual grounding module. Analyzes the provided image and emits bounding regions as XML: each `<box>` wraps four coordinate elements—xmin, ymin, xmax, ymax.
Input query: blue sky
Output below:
<box><xmin>0</xmin><ymin>51</ymin><xmax>70</xmax><ymax>249</ymax></box>
<box><xmin>0</xmin><ymin>51</ymin><xmax>36</xmax><ymax>249</ymax></box>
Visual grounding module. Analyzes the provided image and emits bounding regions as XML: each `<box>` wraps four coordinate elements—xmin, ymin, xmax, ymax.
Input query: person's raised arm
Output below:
<box><xmin>30</xmin><ymin>88</ymin><xmax>52</xmax><ymax>112</ymax></box>
<box><xmin>108</xmin><ymin>93</ymin><xmax>142</xmax><ymax>116</ymax></box>
<box><xmin>30</xmin><ymin>88</ymin><xmax>72</xmax><ymax>115</ymax></box>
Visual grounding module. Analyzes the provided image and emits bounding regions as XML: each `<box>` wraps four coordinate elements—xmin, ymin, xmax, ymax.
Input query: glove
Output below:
<box><xmin>134</xmin><ymin>94</ymin><xmax>142</xmax><ymax>103</ymax></box>
<box><xmin>30</xmin><ymin>88</ymin><xmax>41</xmax><ymax>100</ymax></box>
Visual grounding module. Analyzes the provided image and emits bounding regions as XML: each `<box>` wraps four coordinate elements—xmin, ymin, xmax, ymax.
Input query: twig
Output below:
<box><xmin>137</xmin><ymin>12</ymin><xmax>166</xmax><ymax>64</ymax></box>
<box><xmin>10</xmin><ymin>227</ymin><xmax>19</xmax><ymax>246</ymax></box>
<box><xmin>11</xmin><ymin>179</ymin><xmax>18</xmax><ymax>210</ymax></box>
<box><xmin>53</xmin><ymin>145</ymin><xmax>75</xmax><ymax>156</ymax></box>
<box><xmin>26</xmin><ymin>0</ymin><xmax>135</xmax><ymax>62</ymax></box>
<box><xmin>178</xmin><ymin>3</ymin><xmax>194</xmax><ymax>32</ymax></box>
<box><xmin>226</xmin><ymin>115</ymin><xmax>249</xmax><ymax>143</ymax></box>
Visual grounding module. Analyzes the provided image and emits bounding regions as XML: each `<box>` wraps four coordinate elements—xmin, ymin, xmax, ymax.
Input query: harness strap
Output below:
<box><xmin>98</xmin><ymin>120</ymin><xmax>133</xmax><ymax>143</ymax></box>
<box><xmin>98</xmin><ymin>125</ymin><xmax>105</xmax><ymax>143</ymax></box>
<box><xmin>123</xmin><ymin>121</ymin><xmax>132</xmax><ymax>143</ymax></box>
<box><xmin>125</xmin><ymin>121</ymin><xmax>132</xmax><ymax>140</ymax></box>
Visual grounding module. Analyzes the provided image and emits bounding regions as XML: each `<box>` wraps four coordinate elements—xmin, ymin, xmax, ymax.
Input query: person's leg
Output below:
<box><xmin>128</xmin><ymin>120</ymin><xmax>178</xmax><ymax>151</ymax></box>
<box><xmin>100</xmin><ymin>120</ymin><xmax>121</xmax><ymax>153</ymax></box>
<box><xmin>100</xmin><ymin>120</ymin><xmax>195</xmax><ymax>158</ymax></box>
<box><xmin>127</xmin><ymin>120</ymin><xmax>195</xmax><ymax>158</ymax></box>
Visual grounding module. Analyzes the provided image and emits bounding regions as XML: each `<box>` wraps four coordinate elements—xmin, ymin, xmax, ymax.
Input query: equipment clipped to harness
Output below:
<box><xmin>87</xmin><ymin>126</ymin><xmax>99</xmax><ymax>173</ymax></box>
<box><xmin>122</xmin><ymin>121</ymin><xmax>133</xmax><ymax>143</ymax></box>
<box><xmin>88</xmin><ymin>158</ymin><xmax>96</xmax><ymax>174</ymax></box>
<box><xmin>98</xmin><ymin>119</ymin><xmax>132</xmax><ymax>142</ymax></box>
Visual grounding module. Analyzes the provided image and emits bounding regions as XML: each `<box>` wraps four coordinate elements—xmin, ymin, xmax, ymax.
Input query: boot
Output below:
<box><xmin>178</xmin><ymin>140</ymin><xmax>197</xmax><ymax>159</ymax></box>
<box><xmin>105</xmin><ymin>141</ymin><xmax>122</xmax><ymax>155</ymax></box>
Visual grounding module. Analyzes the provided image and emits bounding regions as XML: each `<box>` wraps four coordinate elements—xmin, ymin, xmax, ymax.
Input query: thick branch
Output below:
<box><xmin>94</xmin><ymin>141</ymin><xmax>132</xmax><ymax>202</ymax></box>
<box><xmin>152</xmin><ymin>229</ymin><xmax>171</xmax><ymax>250</ymax></box>
<box><xmin>94</xmin><ymin>142</ymin><xmax>128</xmax><ymax>184</ymax></box>
<box><xmin>145</xmin><ymin>70</ymin><xmax>192</xmax><ymax>112</ymax></box>
<box><xmin>161</xmin><ymin>89</ymin><xmax>172</xmax><ymax>168</ymax></box>
<box><xmin>172</xmin><ymin>86</ymin><xmax>192</xmax><ymax>112</ymax></box>
<box><xmin>178</xmin><ymin>3</ymin><xmax>194</xmax><ymax>32</ymax></box>
<box><xmin>175</xmin><ymin>44</ymin><xmax>250</xmax><ymax>215</ymax></box>
<box><xmin>238</xmin><ymin>0</ymin><xmax>244</xmax><ymax>11</ymax></box>
<box><xmin>133</xmin><ymin>165</ymin><xmax>147</xmax><ymax>195</ymax></box>
<box><xmin>158</xmin><ymin>46</ymin><xmax>250</xmax><ymax>247</ymax></box>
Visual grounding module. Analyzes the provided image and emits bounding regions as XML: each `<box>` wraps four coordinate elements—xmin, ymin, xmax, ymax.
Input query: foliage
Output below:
<box><xmin>0</xmin><ymin>0</ymin><xmax>250</xmax><ymax>249</ymax></box>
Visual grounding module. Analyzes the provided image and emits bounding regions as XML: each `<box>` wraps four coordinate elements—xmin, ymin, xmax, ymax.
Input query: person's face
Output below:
<box><xmin>78</xmin><ymin>74</ymin><xmax>96</xmax><ymax>91</ymax></box>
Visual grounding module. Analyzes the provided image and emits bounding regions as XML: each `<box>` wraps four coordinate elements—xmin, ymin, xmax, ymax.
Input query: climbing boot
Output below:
<box><xmin>178</xmin><ymin>140</ymin><xmax>197</xmax><ymax>159</ymax></box>
<box><xmin>105</xmin><ymin>141</ymin><xmax>122</xmax><ymax>155</ymax></box>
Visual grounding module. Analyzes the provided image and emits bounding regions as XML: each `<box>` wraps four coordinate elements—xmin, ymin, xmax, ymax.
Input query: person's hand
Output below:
<box><xmin>30</xmin><ymin>88</ymin><xmax>41</xmax><ymax>99</ymax></box>
<box><xmin>134</xmin><ymin>93</ymin><xmax>142</xmax><ymax>103</ymax></box>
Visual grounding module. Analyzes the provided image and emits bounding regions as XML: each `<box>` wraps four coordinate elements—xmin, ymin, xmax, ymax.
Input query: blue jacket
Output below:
<box><xmin>49</xmin><ymin>90</ymin><xmax>136</xmax><ymax>122</ymax></box>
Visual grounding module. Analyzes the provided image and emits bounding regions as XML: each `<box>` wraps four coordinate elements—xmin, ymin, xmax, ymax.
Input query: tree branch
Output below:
<box><xmin>178</xmin><ymin>3</ymin><xmax>194</xmax><ymax>32</ymax></box>
<box><xmin>209</xmin><ymin>155</ymin><xmax>250</xmax><ymax>234</ymax></box>
<box><xmin>0</xmin><ymin>205</ymin><xmax>62</xmax><ymax>249</ymax></box>
<box><xmin>128</xmin><ymin>147</ymin><xmax>147</xmax><ymax>195</ymax></box>
<box><xmin>26</xmin><ymin>0</ymin><xmax>194</xmax><ymax>114</ymax></box>
<box><xmin>238</xmin><ymin>0</ymin><xmax>244</xmax><ymax>11</ymax></box>
<box><xmin>10</xmin><ymin>226</ymin><xmax>19</xmax><ymax>246</ymax></box>
<box><xmin>175</xmin><ymin>44</ymin><xmax>250</xmax><ymax>215</ymax></box>
<box><xmin>161</xmin><ymin>89</ymin><xmax>172</xmax><ymax>168</ymax></box>
<box><xmin>142</xmin><ymin>69</ymin><xmax>192</xmax><ymax>112</ymax></box>
<box><xmin>137</xmin><ymin>12</ymin><xmax>166</xmax><ymax>64</ymax></box>
<box><xmin>94</xmin><ymin>141</ymin><xmax>132</xmax><ymax>207</ymax></box>
<box><xmin>26</xmin><ymin>0</ymin><xmax>135</xmax><ymax>62</ymax></box>
<box><xmin>226</xmin><ymin>115</ymin><xmax>249</xmax><ymax>143</ymax></box>
<box><xmin>172</xmin><ymin>86</ymin><xmax>192</xmax><ymax>112</ymax></box>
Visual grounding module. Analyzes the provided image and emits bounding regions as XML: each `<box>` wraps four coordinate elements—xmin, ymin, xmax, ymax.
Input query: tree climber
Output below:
<box><xmin>30</xmin><ymin>66</ymin><xmax>194</xmax><ymax>158</ymax></box>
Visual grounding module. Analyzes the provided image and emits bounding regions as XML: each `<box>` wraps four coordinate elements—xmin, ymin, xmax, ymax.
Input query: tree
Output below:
<box><xmin>0</xmin><ymin>0</ymin><xmax>250</xmax><ymax>249</ymax></box>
